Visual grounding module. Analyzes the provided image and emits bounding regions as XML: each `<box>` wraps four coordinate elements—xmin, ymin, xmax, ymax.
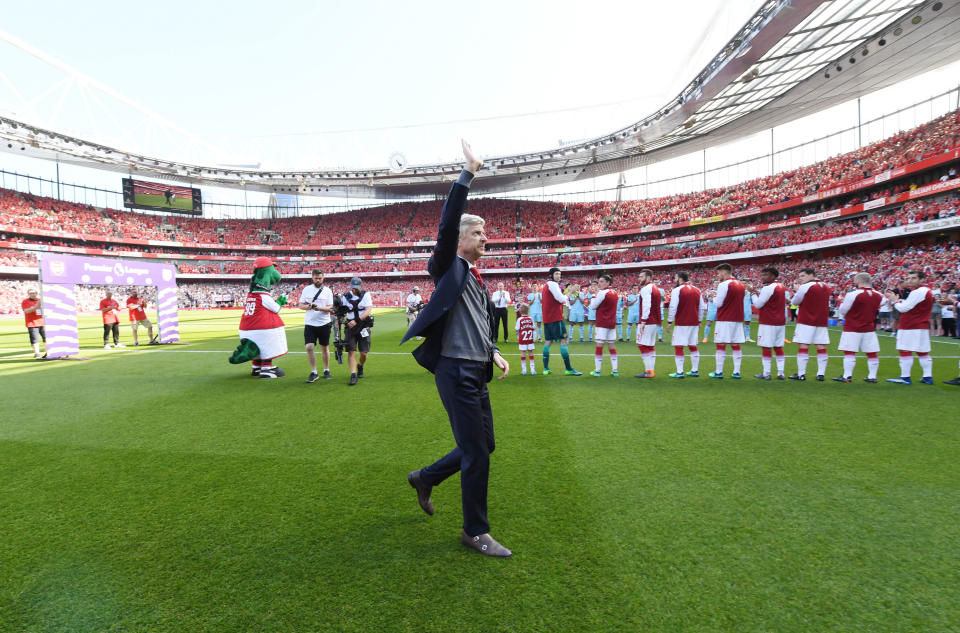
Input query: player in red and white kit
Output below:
<box><xmin>515</xmin><ymin>304</ymin><xmax>537</xmax><ymax>376</ymax></box>
<box><xmin>709</xmin><ymin>263</ymin><xmax>745</xmax><ymax>379</ymax></box>
<box><xmin>667</xmin><ymin>271</ymin><xmax>705</xmax><ymax>378</ymax></box>
<box><xmin>789</xmin><ymin>267</ymin><xmax>831</xmax><ymax>381</ymax></box>
<box><xmin>126</xmin><ymin>290</ymin><xmax>156</xmax><ymax>346</ymax></box>
<box><xmin>634</xmin><ymin>269</ymin><xmax>661</xmax><ymax>378</ymax></box>
<box><xmin>885</xmin><ymin>270</ymin><xmax>935</xmax><ymax>385</ymax></box>
<box><xmin>589</xmin><ymin>274</ymin><xmax>620</xmax><ymax>377</ymax></box>
<box><xmin>746</xmin><ymin>266</ymin><xmax>787</xmax><ymax>380</ymax></box>
<box><xmin>832</xmin><ymin>272</ymin><xmax>883</xmax><ymax>383</ymax></box>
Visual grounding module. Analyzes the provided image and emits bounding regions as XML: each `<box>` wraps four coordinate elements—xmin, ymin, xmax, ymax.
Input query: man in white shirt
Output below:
<box><xmin>406</xmin><ymin>286</ymin><xmax>424</xmax><ymax>329</ymax></box>
<box><xmin>342</xmin><ymin>277</ymin><xmax>374</xmax><ymax>386</ymax></box>
<box><xmin>491</xmin><ymin>282</ymin><xmax>511</xmax><ymax>342</ymax></box>
<box><xmin>298</xmin><ymin>269</ymin><xmax>334</xmax><ymax>383</ymax></box>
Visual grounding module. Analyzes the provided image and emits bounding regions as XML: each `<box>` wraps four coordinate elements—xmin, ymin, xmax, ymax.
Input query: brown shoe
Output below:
<box><xmin>407</xmin><ymin>470</ymin><xmax>434</xmax><ymax>516</ymax></box>
<box><xmin>461</xmin><ymin>531</ymin><xmax>512</xmax><ymax>558</ymax></box>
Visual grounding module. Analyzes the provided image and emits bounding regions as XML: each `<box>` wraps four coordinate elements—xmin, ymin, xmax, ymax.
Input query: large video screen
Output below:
<box><xmin>122</xmin><ymin>178</ymin><xmax>202</xmax><ymax>215</ymax></box>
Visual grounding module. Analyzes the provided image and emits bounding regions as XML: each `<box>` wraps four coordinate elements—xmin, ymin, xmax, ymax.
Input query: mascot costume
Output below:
<box><xmin>229</xmin><ymin>256</ymin><xmax>289</xmax><ymax>378</ymax></box>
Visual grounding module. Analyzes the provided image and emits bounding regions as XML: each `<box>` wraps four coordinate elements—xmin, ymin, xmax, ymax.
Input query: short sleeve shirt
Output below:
<box><xmin>299</xmin><ymin>284</ymin><xmax>333</xmax><ymax>327</ymax></box>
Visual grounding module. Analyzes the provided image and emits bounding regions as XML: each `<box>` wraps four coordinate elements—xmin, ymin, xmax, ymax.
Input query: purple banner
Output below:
<box><xmin>38</xmin><ymin>253</ymin><xmax>179</xmax><ymax>358</ymax></box>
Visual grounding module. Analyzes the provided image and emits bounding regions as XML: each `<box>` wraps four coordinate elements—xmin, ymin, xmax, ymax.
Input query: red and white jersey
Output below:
<box><xmin>239</xmin><ymin>292</ymin><xmax>284</xmax><ymax>330</ymax></box>
<box><xmin>515</xmin><ymin>315</ymin><xmax>535</xmax><ymax>345</ymax></box>
<box><xmin>893</xmin><ymin>286</ymin><xmax>934</xmax><ymax>330</ymax></box>
<box><xmin>127</xmin><ymin>296</ymin><xmax>147</xmax><ymax>321</ymax></box>
<box><xmin>541</xmin><ymin>280</ymin><xmax>568</xmax><ymax>324</ymax></box>
<box><xmin>793</xmin><ymin>280</ymin><xmax>831</xmax><ymax>327</ymax></box>
<box><xmin>837</xmin><ymin>287</ymin><xmax>882</xmax><ymax>333</ymax></box>
<box><xmin>639</xmin><ymin>283</ymin><xmax>662</xmax><ymax>324</ymax></box>
<box><xmin>669</xmin><ymin>283</ymin><xmax>705</xmax><ymax>326</ymax></box>
<box><xmin>752</xmin><ymin>282</ymin><xmax>787</xmax><ymax>326</ymax></box>
<box><xmin>590</xmin><ymin>288</ymin><xmax>619</xmax><ymax>329</ymax></box>
<box><xmin>715</xmin><ymin>279</ymin><xmax>745</xmax><ymax>322</ymax></box>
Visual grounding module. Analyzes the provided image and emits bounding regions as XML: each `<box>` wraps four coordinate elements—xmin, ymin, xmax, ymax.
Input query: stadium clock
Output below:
<box><xmin>388</xmin><ymin>152</ymin><xmax>408</xmax><ymax>174</ymax></box>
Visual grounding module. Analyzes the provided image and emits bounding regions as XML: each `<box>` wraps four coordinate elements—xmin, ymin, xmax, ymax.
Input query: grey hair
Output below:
<box><xmin>854</xmin><ymin>272</ymin><xmax>872</xmax><ymax>285</ymax></box>
<box><xmin>459</xmin><ymin>213</ymin><xmax>485</xmax><ymax>239</ymax></box>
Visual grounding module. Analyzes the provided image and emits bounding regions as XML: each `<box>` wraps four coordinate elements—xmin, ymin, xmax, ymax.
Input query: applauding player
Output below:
<box><xmin>589</xmin><ymin>274</ymin><xmax>620</xmax><ymax>377</ymax></box>
<box><xmin>885</xmin><ymin>271</ymin><xmax>935</xmax><ymax>385</ymax></box>
<box><xmin>667</xmin><ymin>272</ymin><xmax>705</xmax><ymax>378</ymax></box>
<box><xmin>789</xmin><ymin>268</ymin><xmax>831</xmax><ymax>381</ymax></box>
<box><xmin>634</xmin><ymin>269</ymin><xmax>662</xmax><ymax>379</ymax></box>
<box><xmin>747</xmin><ymin>267</ymin><xmax>787</xmax><ymax>380</ymax></box>
<box><xmin>833</xmin><ymin>272</ymin><xmax>882</xmax><ymax>383</ymax></box>
<box><xmin>709</xmin><ymin>263</ymin><xmax>746</xmax><ymax>379</ymax></box>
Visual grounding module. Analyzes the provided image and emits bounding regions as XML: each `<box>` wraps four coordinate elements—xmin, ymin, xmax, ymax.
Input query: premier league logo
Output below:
<box><xmin>114</xmin><ymin>262</ymin><xmax>125</xmax><ymax>277</ymax></box>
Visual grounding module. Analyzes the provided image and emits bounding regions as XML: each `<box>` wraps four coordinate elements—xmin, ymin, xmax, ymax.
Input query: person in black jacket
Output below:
<box><xmin>401</xmin><ymin>140</ymin><xmax>512</xmax><ymax>558</ymax></box>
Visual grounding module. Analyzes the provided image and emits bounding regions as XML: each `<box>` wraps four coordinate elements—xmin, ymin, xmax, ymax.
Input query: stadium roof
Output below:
<box><xmin>1</xmin><ymin>0</ymin><xmax>958</xmax><ymax>199</ymax></box>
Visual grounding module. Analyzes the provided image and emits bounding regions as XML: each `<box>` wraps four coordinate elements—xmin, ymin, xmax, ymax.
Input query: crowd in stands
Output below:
<box><xmin>1</xmin><ymin>109</ymin><xmax>959</xmax><ymax>254</ymax></box>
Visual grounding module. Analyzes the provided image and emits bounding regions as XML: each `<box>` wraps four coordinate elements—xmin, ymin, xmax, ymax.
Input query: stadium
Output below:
<box><xmin>1</xmin><ymin>1</ymin><xmax>959</xmax><ymax>631</ymax></box>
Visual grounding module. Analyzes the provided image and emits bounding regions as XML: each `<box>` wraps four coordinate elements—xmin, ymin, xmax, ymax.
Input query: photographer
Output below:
<box><xmin>342</xmin><ymin>277</ymin><xmax>374</xmax><ymax>386</ymax></box>
<box><xmin>406</xmin><ymin>286</ymin><xmax>425</xmax><ymax>332</ymax></box>
<box><xmin>298</xmin><ymin>269</ymin><xmax>334</xmax><ymax>383</ymax></box>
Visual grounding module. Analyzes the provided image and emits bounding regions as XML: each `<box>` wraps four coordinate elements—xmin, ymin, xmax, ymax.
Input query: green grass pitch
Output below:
<box><xmin>134</xmin><ymin>192</ymin><xmax>194</xmax><ymax>211</ymax></box>
<box><xmin>1</xmin><ymin>310</ymin><xmax>958</xmax><ymax>632</ymax></box>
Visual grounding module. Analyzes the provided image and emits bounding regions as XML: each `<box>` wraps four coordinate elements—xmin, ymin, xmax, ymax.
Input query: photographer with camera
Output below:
<box><xmin>342</xmin><ymin>277</ymin><xmax>374</xmax><ymax>386</ymax></box>
<box><xmin>406</xmin><ymin>286</ymin><xmax>425</xmax><ymax>336</ymax></box>
<box><xmin>298</xmin><ymin>269</ymin><xmax>334</xmax><ymax>383</ymax></box>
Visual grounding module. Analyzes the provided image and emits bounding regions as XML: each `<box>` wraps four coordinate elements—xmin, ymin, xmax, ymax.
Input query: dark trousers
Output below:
<box><xmin>103</xmin><ymin>322</ymin><xmax>119</xmax><ymax>344</ymax></box>
<box><xmin>420</xmin><ymin>356</ymin><xmax>495</xmax><ymax>536</ymax></box>
<box><xmin>943</xmin><ymin>317</ymin><xmax>956</xmax><ymax>338</ymax></box>
<box><xmin>493</xmin><ymin>307</ymin><xmax>509</xmax><ymax>342</ymax></box>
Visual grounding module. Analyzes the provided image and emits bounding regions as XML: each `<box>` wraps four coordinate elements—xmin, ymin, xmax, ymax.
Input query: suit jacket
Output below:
<box><xmin>400</xmin><ymin>180</ymin><xmax>497</xmax><ymax>382</ymax></box>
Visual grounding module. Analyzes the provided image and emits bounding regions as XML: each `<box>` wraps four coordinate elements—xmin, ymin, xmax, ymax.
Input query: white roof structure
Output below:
<box><xmin>1</xmin><ymin>0</ymin><xmax>958</xmax><ymax>198</ymax></box>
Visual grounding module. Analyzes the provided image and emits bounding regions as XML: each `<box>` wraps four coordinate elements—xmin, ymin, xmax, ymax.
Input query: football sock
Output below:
<box><xmin>690</xmin><ymin>347</ymin><xmax>700</xmax><ymax>371</ymax></box>
<box><xmin>731</xmin><ymin>344</ymin><xmax>742</xmax><ymax>374</ymax></box>
<box><xmin>797</xmin><ymin>345</ymin><xmax>809</xmax><ymax>376</ymax></box>
<box><xmin>918</xmin><ymin>353</ymin><xmax>932</xmax><ymax>378</ymax></box>
<box><xmin>866</xmin><ymin>352</ymin><xmax>879</xmax><ymax>379</ymax></box>
<box><xmin>761</xmin><ymin>348</ymin><xmax>772</xmax><ymax>375</ymax></box>
<box><xmin>674</xmin><ymin>346</ymin><xmax>685</xmax><ymax>373</ymax></box>
<box><xmin>543</xmin><ymin>344</ymin><xmax>551</xmax><ymax>370</ymax></box>
<box><xmin>579</xmin><ymin>325</ymin><xmax>585</xmax><ymax>340</ymax></box>
<box><xmin>595</xmin><ymin>345</ymin><xmax>603</xmax><ymax>372</ymax></box>
<box><xmin>609</xmin><ymin>347</ymin><xmax>618</xmax><ymax>372</ymax></box>
<box><xmin>899</xmin><ymin>351</ymin><xmax>913</xmax><ymax>377</ymax></box>
<box><xmin>843</xmin><ymin>352</ymin><xmax>856</xmax><ymax>378</ymax></box>
<box><xmin>703</xmin><ymin>324</ymin><xmax>712</xmax><ymax>339</ymax></box>
<box><xmin>774</xmin><ymin>347</ymin><xmax>785</xmax><ymax>374</ymax></box>
<box><xmin>744</xmin><ymin>323</ymin><xmax>751</xmax><ymax>339</ymax></box>
<box><xmin>715</xmin><ymin>343</ymin><xmax>726</xmax><ymax>372</ymax></box>
<box><xmin>817</xmin><ymin>350</ymin><xmax>829</xmax><ymax>376</ymax></box>
<box><xmin>560</xmin><ymin>344</ymin><xmax>572</xmax><ymax>371</ymax></box>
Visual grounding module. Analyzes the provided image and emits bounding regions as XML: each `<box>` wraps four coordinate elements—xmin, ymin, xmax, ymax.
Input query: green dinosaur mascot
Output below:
<box><xmin>229</xmin><ymin>256</ymin><xmax>289</xmax><ymax>378</ymax></box>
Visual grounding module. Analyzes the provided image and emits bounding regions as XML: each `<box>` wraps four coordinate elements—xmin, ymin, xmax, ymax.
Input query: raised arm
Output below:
<box><xmin>427</xmin><ymin>140</ymin><xmax>483</xmax><ymax>281</ymax></box>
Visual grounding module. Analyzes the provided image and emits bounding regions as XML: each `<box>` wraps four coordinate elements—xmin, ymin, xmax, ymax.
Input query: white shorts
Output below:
<box><xmin>713</xmin><ymin>321</ymin><xmax>745</xmax><ymax>344</ymax></box>
<box><xmin>518</xmin><ymin>343</ymin><xmax>535</xmax><ymax>351</ymax></box>
<box><xmin>670</xmin><ymin>325</ymin><xmax>699</xmax><ymax>347</ymax></box>
<box><xmin>757</xmin><ymin>324</ymin><xmax>786</xmax><ymax>348</ymax></box>
<box><xmin>896</xmin><ymin>329</ymin><xmax>931</xmax><ymax>353</ymax></box>
<box><xmin>636</xmin><ymin>324</ymin><xmax>658</xmax><ymax>347</ymax></box>
<box><xmin>594</xmin><ymin>326</ymin><xmax>617</xmax><ymax>343</ymax></box>
<box><xmin>838</xmin><ymin>331</ymin><xmax>880</xmax><ymax>353</ymax></box>
<box><xmin>238</xmin><ymin>326</ymin><xmax>288</xmax><ymax>360</ymax></box>
<box><xmin>793</xmin><ymin>323</ymin><xmax>830</xmax><ymax>345</ymax></box>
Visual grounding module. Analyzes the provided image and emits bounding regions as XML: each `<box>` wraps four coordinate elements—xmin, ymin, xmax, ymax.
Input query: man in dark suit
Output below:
<box><xmin>401</xmin><ymin>140</ymin><xmax>512</xmax><ymax>558</ymax></box>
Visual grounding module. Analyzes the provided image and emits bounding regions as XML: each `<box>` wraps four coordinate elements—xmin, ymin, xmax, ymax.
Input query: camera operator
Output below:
<box><xmin>406</xmin><ymin>286</ymin><xmax>425</xmax><ymax>335</ymax></box>
<box><xmin>342</xmin><ymin>277</ymin><xmax>374</xmax><ymax>386</ymax></box>
<box><xmin>330</xmin><ymin>286</ymin><xmax>347</xmax><ymax>366</ymax></box>
<box><xmin>298</xmin><ymin>269</ymin><xmax>334</xmax><ymax>383</ymax></box>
